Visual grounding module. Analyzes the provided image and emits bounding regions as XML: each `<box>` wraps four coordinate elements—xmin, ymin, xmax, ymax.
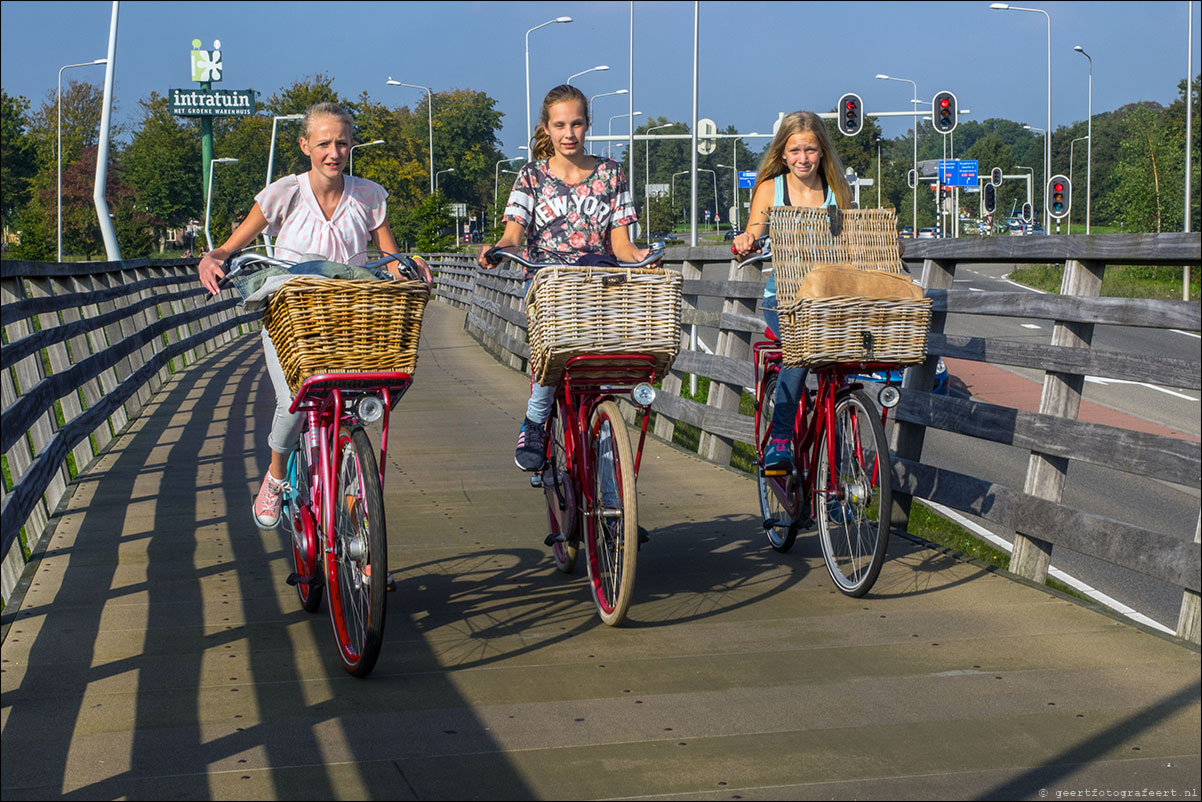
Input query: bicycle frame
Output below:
<box><xmin>553</xmin><ymin>353</ymin><xmax>657</xmax><ymax>506</ymax></box>
<box><xmin>753</xmin><ymin>331</ymin><xmax>896</xmax><ymax>521</ymax></box>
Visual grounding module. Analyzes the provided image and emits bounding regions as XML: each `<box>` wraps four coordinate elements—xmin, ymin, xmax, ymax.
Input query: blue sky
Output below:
<box><xmin>2</xmin><ymin>0</ymin><xmax>1199</xmax><ymax>157</ymax></box>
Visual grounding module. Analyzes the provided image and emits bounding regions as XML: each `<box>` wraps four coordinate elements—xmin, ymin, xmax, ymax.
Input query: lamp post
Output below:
<box><xmin>1069</xmin><ymin>135</ymin><xmax>1089</xmax><ymax>231</ymax></box>
<box><xmin>526</xmin><ymin>16</ymin><xmax>573</xmax><ymax>149</ymax></box>
<box><xmin>349</xmin><ymin>139</ymin><xmax>384</xmax><ymax>177</ymax></box>
<box><xmin>262</xmin><ymin>113</ymin><xmax>305</xmax><ymax>255</ymax></box>
<box><xmin>588</xmin><ymin>89</ymin><xmax>628</xmax><ymax>154</ymax></box>
<box><xmin>495</xmin><ymin>153</ymin><xmax>526</xmax><ymax>230</ymax></box>
<box><xmin>386</xmin><ymin>79</ymin><xmax>434</xmax><ymax>193</ymax></box>
<box><xmin>671</xmin><ymin>169</ymin><xmax>717</xmax><ymax>222</ymax></box>
<box><xmin>435</xmin><ymin>168</ymin><xmax>455</xmax><ymax>194</ymax></box>
<box><xmin>1024</xmin><ymin>124</ymin><xmax>1046</xmax><ymax>225</ymax></box>
<box><xmin>644</xmin><ymin>123</ymin><xmax>673</xmax><ymax>244</ymax></box>
<box><xmin>992</xmin><ymin>3</ymin><xmax>1051</xmax><ymax>227</ymax></box>
<box><xmin>1074</xmin><ymin>45</ymin><xmax>1093</xmax><ymax>234</ymax></box>
<box><xmin>876</xmin><ymin>74</ymin><xmax>918</xmax><ymax>233</ymax></box>
<box><xmin>57</xmin><ymin>58</ymin><xmax>107</xmax><ymax>262</ymax></box>
<box><xmin>607</xmin><ymin>111</ymin><xmax>641</xmax><ymax>158</ymax></box>
<box><xmin>1016</xmin><ymin>166</ymin><xmax>1035</xmax><ymax>213</ymax></box>
<box><xmin>204</xmin><ymin>158</ymin><xmax>238</xmax><ymax>251</ymax></box>
<box><xmin>567</xmin><ymin>64</ymin><xmax>608</xmax><ymax>85</ymax></box>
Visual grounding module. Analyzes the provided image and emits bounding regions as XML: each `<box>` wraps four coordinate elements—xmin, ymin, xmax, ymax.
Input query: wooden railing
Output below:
<box><xmin>0</xmin><ymin>257</ymin><xmax>256</xmax><ymax>600</ymax></box>
<box><xmin>426</xmin><ymin>234</ymin><xmax>1201</xmax><ymax>642</ymax></box>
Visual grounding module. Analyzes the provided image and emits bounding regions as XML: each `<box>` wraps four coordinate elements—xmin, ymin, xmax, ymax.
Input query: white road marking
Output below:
<box><xmin>919</xmin><ymin>500</ymin><xmax>1173</xmax><ymax>634</ymax></box>
<box><xmin>1084</xmin><ymin>376</ymin><xmax>1199</xmax><ymax>401</ymax></box>
<box><xmin>1020</xmin><ymin>323</ymin><xmax>1041</xmax><ymax>329</ymax></box>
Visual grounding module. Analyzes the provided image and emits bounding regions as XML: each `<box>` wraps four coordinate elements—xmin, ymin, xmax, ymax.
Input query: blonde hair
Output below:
<box><xmin>301</xmin><ymin>101</ymin><xmax>355</xmax><ymax>141</ymax></box>
<box><xmin>752</xmin><ymin>111</ymin><xmax>851</xmax><ymax>209</ymax></box>
<box><xmin>531</xmin><ymin>85</ymin><xmax>589</xmax><ymax>161</ymax></box>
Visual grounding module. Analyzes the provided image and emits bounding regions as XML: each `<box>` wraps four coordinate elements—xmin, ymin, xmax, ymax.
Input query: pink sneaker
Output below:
<box><xmin>252</xmin><ymin>472</ymin><xmax>287</xmax><ymax>530</ymax></box>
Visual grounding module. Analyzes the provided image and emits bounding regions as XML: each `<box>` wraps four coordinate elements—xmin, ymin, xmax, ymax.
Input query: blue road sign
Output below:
<box><xmin>738</xmin><ymin>171</ymin><xmax>757</xmax><ymax>189</ymax></box>
<box><xmin>938</xmin><ymin>159</ymin><xmax>979</xmax><ymax>188</ymax></box>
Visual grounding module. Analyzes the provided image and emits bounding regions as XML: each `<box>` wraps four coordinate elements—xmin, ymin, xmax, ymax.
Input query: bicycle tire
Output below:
<box><xmin>584</xmin><ymin>400</ymin><xmax>638</xmax><ymax>626</ymax></box>
<box><xmin>284</xmin><ymin>442</ymin><xmax>323</xmax><ymax>613</ymax></box>
<box><xmin>544</xmin><ymin>402</ymin><xmax>580</xmax><ymax>574</ymax></box>
<box><xmin>815</xmin><ymin>389</ymin><xmax>891</xmax><ymax>597</ymax></box>
<box><xmin>756</xmin><ymin>373</ymin><xmax>800</xmax><ymax>552</ymax></box>
<box><xmin>325</xmin><ymin>425</ymin><xmax>387</xmax><ymax>677</ymax></box>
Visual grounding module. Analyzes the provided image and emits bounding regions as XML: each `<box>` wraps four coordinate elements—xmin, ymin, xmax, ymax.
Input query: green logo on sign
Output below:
<box><xmin>191</xmin><ymin>38</ymin><xmax>222</xmax><ymax>83</ymax></box>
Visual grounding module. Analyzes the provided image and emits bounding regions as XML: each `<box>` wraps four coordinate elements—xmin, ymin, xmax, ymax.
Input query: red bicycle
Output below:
<box><xmin>738</xmin><ymin>239</ymin><xmax>898</xmax><ymax>596</ymax></box>
<box><xmin>483</xmin><ymin>245</ymin><xmax>670</xmax><ymax>625</ymax></box>
<box><xmin>219</xmin><ymin>249</ymin><xmax>426</xmax><ymax>675</ymax></box>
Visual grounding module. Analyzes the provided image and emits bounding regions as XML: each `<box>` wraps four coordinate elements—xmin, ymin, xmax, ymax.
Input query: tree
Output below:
<box><xmin>412</xmin><ymin>192</ymin><xmax>454</xmax><ymax>251</ymax></box>
<box><xmin>123</xmin><ymin>92</ymin><xmax>202</xmax><ymax>248</ymax></box>
<box><xmin>2</xmin><ymin>91</ymin><xmax>36</xmax><ymax>231</ymax></box>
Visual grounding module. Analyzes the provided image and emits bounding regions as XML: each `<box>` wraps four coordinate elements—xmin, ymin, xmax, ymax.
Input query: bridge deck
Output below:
<box><xmin>2</xmin><ymin>300</ymin><xmax>1198</xmax><ymax>800</ymax></box>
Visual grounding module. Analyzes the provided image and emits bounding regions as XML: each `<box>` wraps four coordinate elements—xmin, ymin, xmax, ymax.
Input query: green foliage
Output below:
<box><xmin>123</xmin><ymin>92</ymin><xmax>202</xmax><ymax>235</ymax></box>
<box><xmin>412</xmin><ymin>192</ymin><xmax>454</xmax><ymax>251</ymax></box>
<box><xmin>2</xmin><ymin>90</ymin><xmax>36</xmax><ymax>227</ymax></box>
<box><xmin>7</xmin><ymin>198</ymin><xmax>54</xmax><ymax>260</ymax></box>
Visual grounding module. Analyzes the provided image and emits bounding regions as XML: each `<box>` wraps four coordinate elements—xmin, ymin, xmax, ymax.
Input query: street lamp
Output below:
<box><xmin>673</xmin><ymin>169</ymin><xmax>718</xmax><ymax>230</ymax></box>
<box><xmin>495</xmin><ymin>152</ymin><xmax>526</xmax><ymax>229</ymax></box>
<box><xmin>349</xmin><ymin>139</ymin><xmax>384</xmax><ymax>177</ymax></box>
<box><xmin>588</xmin><ymin>89</ymin><xmax>628</xmax><ymax>154</ymax></box>
<box><xmin>644</xmin><ymin>123</ymin><xmax>673</xmax><ymax>244</ymax></box>
<box><xmin>1074</xmin><ymin>45</ymin><xmax>1093</xmax><ymax>234</ymax></box>
<box><xmin>386</xmin><ymin>79</ymin><xmax>434</xmax><ymax>193</ymax></box>
<box><xmin>607</xmin><ymin>111</ymin><xmax>641</xmax><ymax>158</ymax></box>
<box><xmin>526</xmin><ymin>16</ymin><xmax>573</xmax><ymax>149</ymax></box>
<box><xmin>1024</xmin><ymin>124</ymin><xmax>1046</xmax><ymax>223</ymax></box>
<box><xmin>876</xmin><ymin>74</ymin><xmax>919</xmax><ymax>233</ymax></box>
<box><xmin>204</xmin><ymin>158</ymin><xmax>239</xmax><ymax>251</ymax></box>
<box><xmin>57</xmin><ymin>57</ymin><xmax>107</xmax><ymax>262</ymax></box>
<box><xmin>567</xmin><ymin>65</ymin><xmax>608</xmax><ymax>85</ymax></box>
<box><xmin>1069</xmin><ymin>135</ymin><xmax>1089</xmax><ymax>231</ymax></box>
<box><xmin>435</xmin><ymin>168</ymin><xmax>455</xmax><ymax>194</ymax></box>
<box><xmin>262</xmin><ymin>114</ymin><xmax>305</xmax><ymax>255</ymax></box>
<box><xmin>991</xmin><ymin>3</ymin><xmax>1052</xmax><ymax>227</ymax></box>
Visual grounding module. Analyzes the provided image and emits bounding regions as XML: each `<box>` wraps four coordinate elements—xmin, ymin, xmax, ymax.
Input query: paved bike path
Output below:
<box><xmin>2</xmin><ymin>300</ymin><xmax>1198</xmax><ymax>800</ymax></box>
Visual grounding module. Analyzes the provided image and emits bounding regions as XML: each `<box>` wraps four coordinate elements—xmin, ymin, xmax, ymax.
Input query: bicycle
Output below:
<box><xmin>482</xmin><ymin>244</ymin><xmax>674</xmax><ymax>626</ymax></box>
<box><xmin>217</xmin><ymin>248</ymin><xmax>427</xmax><ymax>676</ymax></box>
<box><xmin>737</xmin><ymin>237</ymin><xmax>900</xmax><ymax>597</ymax></box>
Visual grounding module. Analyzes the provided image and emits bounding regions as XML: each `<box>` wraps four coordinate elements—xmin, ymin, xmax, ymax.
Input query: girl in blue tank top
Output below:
<box><xmin>732</xmin><ymin>111</ymin><xmax>852</xmax><ymax>472</ymax></box>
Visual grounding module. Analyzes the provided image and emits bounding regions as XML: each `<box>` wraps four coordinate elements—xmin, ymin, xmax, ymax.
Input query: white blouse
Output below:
<box><xmin>255</xmin><ymin>173</ymin><xmax>388</xmax><ymax>265</ymax></box>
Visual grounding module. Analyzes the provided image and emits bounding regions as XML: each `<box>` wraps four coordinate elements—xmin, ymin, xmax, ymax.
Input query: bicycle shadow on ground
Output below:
<box><xmin>1</xmin><ymin>336</ymin><xmax>537</xmax><ymax>801</ymax></box>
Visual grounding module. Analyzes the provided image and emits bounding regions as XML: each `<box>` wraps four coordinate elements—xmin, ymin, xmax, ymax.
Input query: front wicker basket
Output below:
<box><xmin>525</xmin><ymin>265</ymin><xmax>683</xmax><ymax>386</ymax></box>
<box><xmin>263</xmin><ymin>276</ymin><xmax>430</xmax><ymax>394</ymax></box>
<box><xmin>769</xmin><ymin>206</ymin><xmax>931</xmax><ymax>368</ymax></box>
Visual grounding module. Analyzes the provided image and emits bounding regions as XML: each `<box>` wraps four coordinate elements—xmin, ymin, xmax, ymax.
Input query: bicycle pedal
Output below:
<box><xmin>761</xmin><ymin>468</ymin><xmax>789</xmax><ymax>477</ymax></box>
<box><xmin>530</xmin><ymin>474</ymin><xmax>543</xmax><ymax>488</ymax></box>
<box><xmin>386</xmin><ymin>575</ymin><xmax>398</xmax><ymax>592</ymax></box>
<box><xmin>637</xmin><ymin>527</ymin><xmax>651</xmax><ymax>544</ymax></box>
<box><xmin>762</xmin><ymin>518</ymin><xmax>784</xmax><ymax>530</ymax></box>
<box><xmin>285</xmin><ymin>571</ymin><xmax>320</xmax><ymax>588</ymax></box>
<box><xmin>544</xmin><ymin>532</ymin><xmax>565</xmax><ymax>547</ymax></box>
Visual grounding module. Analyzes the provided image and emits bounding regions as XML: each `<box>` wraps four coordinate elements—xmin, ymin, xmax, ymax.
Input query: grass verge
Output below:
<box><xmin>1008</xmin><ymin>263</ymin><xmax>1201</xmax><ymax>301</ymax></box>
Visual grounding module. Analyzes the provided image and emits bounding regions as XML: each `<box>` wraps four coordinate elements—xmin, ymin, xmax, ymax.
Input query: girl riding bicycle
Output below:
<box><xmin>732</xmin><ymin>111</ymin><xmax>851</xmax><ymax>473</ymax></box>
<box><xmin>476</xmin><ymin>84</ymin><xmax>648</xmax><ymax>472</ymax></box>
<box><xmin>198</xmin><ymin>101</ymin><xmax>432</xmax><ymax>531</ymax></box>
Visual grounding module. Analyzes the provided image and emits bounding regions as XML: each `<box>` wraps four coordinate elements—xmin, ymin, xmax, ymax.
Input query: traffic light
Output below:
<box><xmin>991</xmin><ymin>167</ymin><xmax>1002</xmax><ymax>187</ymax></box>
<box><xmin>1021</xmin><ymin>202</ymin><xmax>1033</xmax><ymax>223</ymax></box>
<box><xmin>983</xmin><ymin>183</ymin><xmax>997</xmax><ymax>215</ymax></box>
<box><xmin>837</xmin><ymin>93</ymin><xmax>863</xmax><ymax>136</ymax></box>
<box><xmin>1047</xmin><ymin>175</ymin><xmax>1070</xmax><ymax>220</ymax></box>
<box><xmin>932</xmin><ymin>91</ymin><xmax>958</xmax><ymax>134</ymax></box>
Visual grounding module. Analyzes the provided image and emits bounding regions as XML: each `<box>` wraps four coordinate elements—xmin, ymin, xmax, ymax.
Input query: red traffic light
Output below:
<box><xmin>939</xmin><ymin>98</ymin><xmax>950</xmax><ymax>108</ymax></box>
<box><xmin>1053</xmin><ymin>182</ymin><xmax>1064</xmax><ymax>193</ymax></box>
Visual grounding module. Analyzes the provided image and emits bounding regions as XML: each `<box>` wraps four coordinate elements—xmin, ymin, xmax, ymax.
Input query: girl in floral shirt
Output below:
<box><xmin>477</xmin><ymin>84</ymin><xmax>647</xmax><ymax>471</ymax></box>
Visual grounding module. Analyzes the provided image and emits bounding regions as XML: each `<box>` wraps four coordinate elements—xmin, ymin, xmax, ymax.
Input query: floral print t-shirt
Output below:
<box><xmin>503</xmin><ymin>157</ymin><xmax>637</xmax><ymax>268</ymax></box>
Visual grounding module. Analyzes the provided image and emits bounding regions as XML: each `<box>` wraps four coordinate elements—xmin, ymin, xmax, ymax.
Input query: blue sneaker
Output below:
<box><xmin>514</xmin><ymin>418</ymin><xmax>547</xmax><ymax>472</ymax></box>
<box><xmin>764</xmin><ymin>437</ymin><xmax>793</xmax><ymax>472</ymax></box>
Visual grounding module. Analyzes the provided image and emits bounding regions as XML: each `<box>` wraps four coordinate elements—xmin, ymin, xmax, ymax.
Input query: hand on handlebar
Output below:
<box><xmin>198</xmin><ymin>251</ymin><xmax>228</xmax><ymax>295</ymax></box>
<box><xmin>731</xmin><ymin>231</ymin><xmax>760</xmax><ymax>258</ymax></box>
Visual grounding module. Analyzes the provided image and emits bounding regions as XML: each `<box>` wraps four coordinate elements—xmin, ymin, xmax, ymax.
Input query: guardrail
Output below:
<box><xmin>427</xmin><ymin>234</ymin><xmax>1201</xmax><ymax>642</ymax></box>
<box><xmin>0</xmin><ymin>257</ymin><xmax>256</xmax><ymax>600</ymax></box>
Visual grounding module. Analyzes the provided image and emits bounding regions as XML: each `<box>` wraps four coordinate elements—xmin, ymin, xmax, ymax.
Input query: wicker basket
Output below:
<box><xmin>263</xmin><ymin>276</ymin><xmax>430</xmax><ymax>393</ymax></box>
<box><xmin>525</xmin><ymin>265</ymin><xmax>682</xmax><ymax>386</ymax></box>
<box><xmin>769</xmin><ymin>206</ymin><xmax>931</xmax><ymax>368</ymax></box>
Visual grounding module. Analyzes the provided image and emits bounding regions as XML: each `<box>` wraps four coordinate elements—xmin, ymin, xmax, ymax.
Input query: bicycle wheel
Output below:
<box><xmin>815</xmin><ymin>389</ymin><xmax>891</xmax><ymax>597</ymax></box>
<box><xmin>584</xmin><ymin>400</ymin><xmax>638</xmax><ymax>626</ymax></box>
<box><xmin>284</xmin><ymin>440</ymin><xmax>323</xmax><ymax>613</ymax></box>
<box><xmin>325</xmin><ymin>425</ymin><xmax>387</xmax><ymax>677</ymax></box>
<box><xmin>543</xmin><ymin>403</ymin><xmax>580</xmax><ymax>574</ymax></box>
<box><xmin>756</xmin><ymin>373</ymin><xmax>800</xmax><ymax>553</ymax></box>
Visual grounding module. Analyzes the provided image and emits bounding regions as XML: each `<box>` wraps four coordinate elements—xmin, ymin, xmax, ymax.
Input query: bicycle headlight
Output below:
<box><xmin>878</xmin><ymin>385</ymin><xmax>901</xmax><ymax>409</ymax></box>
<box><xmin>632</xmin><ymin>382</ymin><xmax>657</xmax><ymax>407</ymax></box>
<box><xmin>357</xmin><ymin>395</ymin><xmax>384</xmax><ymax>423</ymax></box>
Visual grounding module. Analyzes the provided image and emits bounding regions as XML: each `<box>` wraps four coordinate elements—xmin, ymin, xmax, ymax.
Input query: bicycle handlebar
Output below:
<box><xmin>482</xmin><ymin>240</ymin><xmax>667</xmax><ymax>272</ymax></box>
<box><xmin>214</xmin><ymin>248</ymin><xmax>423</xmax><ymax>291</ymax></box>
<box><xmin>734</xmin><ymin>235</ymin><xmax>772</xmax><ymax>271</ymax></box>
